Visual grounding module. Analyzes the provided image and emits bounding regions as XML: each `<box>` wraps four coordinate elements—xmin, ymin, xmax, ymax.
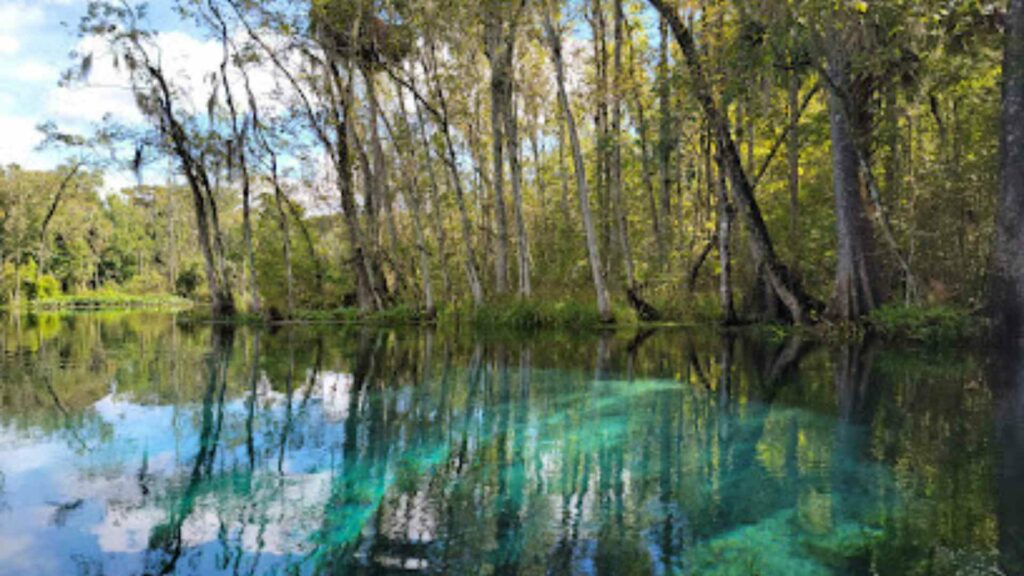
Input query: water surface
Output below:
<box><xmin>0</xmin><ymin>313</ymin><xmax>1021</xmax><ymax>575</ymax></box>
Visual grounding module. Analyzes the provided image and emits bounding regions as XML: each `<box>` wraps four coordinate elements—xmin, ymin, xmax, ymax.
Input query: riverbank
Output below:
<box><xmin>176</xmin><ymin>298</ymin><xmax>986</xmax><ymax>345</ymax></box>
<box><xmin>3</xmin><ymin>290</ymin><xmax>192</xmax><ymax>312</ymax></box>
<box><xmin>3</xmin><ymin>292</ymin><xmax>985</xmax><ymax>344</ymax></box>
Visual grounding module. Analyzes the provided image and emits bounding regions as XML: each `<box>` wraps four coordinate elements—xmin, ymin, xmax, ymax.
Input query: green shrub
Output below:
<box><xmin>175</xmin><ymin>267</ymin><xmax>201</xmax><ymax>298</ymax></box>
<box><xmin>867</xmin><ymin>304</ymin><xmax>981</xmax><ymax>343</ymax></box>
<box><xmin>468</xmin><ymin>298</ymin><xmax>608</xmax><ymax>330</ymax></box>
<box><xmin>125</xmin><ymin>270</ymin><xmax>168</xmax><ymax>295</ymax></box>
<box><xmin>35</xmin><ymin>275</ymin><xmax>61</xmax><ymax>299</ymax></box>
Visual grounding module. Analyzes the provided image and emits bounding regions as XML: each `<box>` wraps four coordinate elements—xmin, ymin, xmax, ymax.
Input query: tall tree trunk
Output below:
<box><xmin>422</xmin><ymin>51</ymin><xmax>485</xmax><ymax>306</ymax></box>
<box><xmin>656</xmin><ymin>16</ymin><xmax>674</xmax><ymax>257</ymax></box>
<box><xmin>826</xmin><ymin>53</ymin><xmax>880</xmax><ymax>321</ymax></box>
<box><xmin>592</xmin><ymin>0</ymin><xmax>613</xmax><ymax>277</ymax></box>
<box><xmin>556</xmin><ymin>101</ymin><xmax>572</xmax><ymax>223</ymax></box>
<box><xmin>530</xmin><ymin>129</ymin><xmax>548</xmax><ymax>238</ymax></box>
<box><xmin>414</xmin><ymin>98</ymin><xmax>452</xmax><ymax>300</ymax></box>
<box><xmin>395</xmin><ymin>83</ymin><xmax>436</xmax><ymax>318</ymax></box>
<box><xmin>543</xmin><ymin>6</ymin><xmax>613</xmax><ymax>322</ymax></box>
<box><xmin>214</xmin><ymin>11</ymin><xmax>259</xmax><ymax>316</ymax></box>
<box><xmin>611</xmin><ymin>0</ymin><xmax>635</xmax><ymax>289</ymax></box>
<box><xmin>505</xmin><ymin>90</ymin><xmax>532</xmax><ymax>295</ymax></box>
<box><xmin>633</xmin><ymin>91</ymin><xmax>662</xmax><ymax>262</ymax></box>
<box><xmin>485</xmin><ymin>15</ymin><xmax>511</xmax><ymax>296</ymax></box>
<box><xmin>495</xmin><ymin>19</ymin><xmax>528</xmax><ymax>295</ymax></box>
<box><xmin>363</xmin><ymin>68</ymin><xmax>393</xmax><ymax>302</ymax></box>
<box><xmin>715</xmin><ymin>148</ymin><xmax>737</xmax><ymax>324</ymax></box>
<box><xmin>993</xmin><ymin>0</ymin><xmax>1024</xmax><ymax>341</ymax></box>
<box><xmin>327</xmin><ymin>61</ymin><xmax>380</xmax><ymax>312</ymax></box>
<box><xmin>150</xmin><ymin>61</ymin><xmax>234</xmax><ymax>316</ymax></box>
<box><xmin>37</xmin><ymin>163</ymin><xmax>82</xmax><ymax>281</ymax></box>
<box><xmin>270</xmin><ymin>157</ymin><xmax>294</xmax><ymax>318</ymax></box>
<box><xmin>788</xmin><ymin>67</ymin><xmax>800</xmax><ymax>259</ymax></box>
<box><xmin>648</xmin><ymin>0</ymin><xmax>816</xmax><ymax>323</ymax></box>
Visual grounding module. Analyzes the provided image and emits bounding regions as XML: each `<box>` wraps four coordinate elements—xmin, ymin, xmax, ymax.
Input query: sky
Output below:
<box><xmin>0</xmin><ymin>0</ymin><xmax>215</xmax><ymax>187</ymax></box>
<box><xmin>0</xmin><ymin>0</ymin><xmax>663</xmax><ymax>192</ymax></box>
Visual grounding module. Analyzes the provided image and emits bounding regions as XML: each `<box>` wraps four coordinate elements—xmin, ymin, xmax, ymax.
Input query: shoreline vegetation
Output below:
<box><xmin>3</xmin><ymin>0</ymin><xmax>1022</xmax><ymax>343</ymax></box>
<box><xmin>2</xmin><ymin>293</ymin><xmax>984</xmax><ymax>344</ymax></box>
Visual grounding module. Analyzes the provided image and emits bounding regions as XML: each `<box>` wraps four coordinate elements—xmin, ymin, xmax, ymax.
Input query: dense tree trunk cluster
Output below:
<box><xmin>23</xmin><ymin>0</ymin><xmax>1011</xmax><ymax>335</ymax></box>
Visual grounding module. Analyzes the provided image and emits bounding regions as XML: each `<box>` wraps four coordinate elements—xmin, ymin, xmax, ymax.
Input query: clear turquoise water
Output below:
<box><xmin>0</xmin><ymin>313</ymin><xmax>1020</xmax><ymax>575</ymax></box>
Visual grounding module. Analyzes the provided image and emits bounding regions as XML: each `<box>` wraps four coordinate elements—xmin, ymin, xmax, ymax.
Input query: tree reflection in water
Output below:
<box><xmin>0</xmin><ymin>312</ymin><xmax>1016</xmax><ymax>575</ymax></box>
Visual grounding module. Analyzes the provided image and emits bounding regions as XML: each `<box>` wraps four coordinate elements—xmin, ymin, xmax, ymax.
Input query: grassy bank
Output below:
<box><xmin>25</xmin><ymin>294</ymin><xmax>985</xmax><ymax>345</ymax></box>
<box><xmin>7</xmin><ymin>290</ymin><xmax>193</xmax><ymax>312</ymax></box>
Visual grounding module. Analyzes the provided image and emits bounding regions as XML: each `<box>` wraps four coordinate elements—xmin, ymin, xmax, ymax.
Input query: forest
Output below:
<box><xmin>1</xmin><ymin>0</ymin><xmax>1022</xmax><ymax>336</ymax></box>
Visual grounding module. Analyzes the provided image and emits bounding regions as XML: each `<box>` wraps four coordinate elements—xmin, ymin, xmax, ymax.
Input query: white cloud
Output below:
<box><xmin>0</xmin><ymin>34</ymin><xmax>18</xmax><ymax>55</ymax></box>
<box><xmin>11</xmin><ymin>60</ymin><xmax>57</xmax><ymax>82</ymax></box>
<box><xmin>0</xmin><ymin>114</ymin><xmax>44</xmax><ymax>166</ymax></box>
<box><xmin>0</xmin><ymin>3</ymin><xmax>44</xmax><ymax>32</ymax></box>
<box><xmin>47</xmin><ymin>29</ymin><xmax>283</xmax><ymax>127</ymax></box>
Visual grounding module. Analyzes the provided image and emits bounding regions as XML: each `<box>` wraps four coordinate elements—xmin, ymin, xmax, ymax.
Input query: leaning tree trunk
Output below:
<box><xmin>826</xmin><ymin>54</ymin><xmax>880</xmax><ymax>321</ymax></box>
<box><xmin>414</xmin><ymin>98</ymin><xmax>452</xmax><ymax>300</ymax></box>
<box><xmin>214</xmin><ymin>12</ymin><xmax>259</xmax><ymax>317</ymax></box>
<box><xmin>422</xmin><ymin>53</ymin><xmax>485</xmax><ymax>307</ymax></box>
<box><xmin>543</xmin><ymin>6</ymin><xmax>613</xmax><ymax>323</ymax></box>
<box><xmin>648</xmin><ymin>0</ymin><xmax>816</xmax><ymax>324</ymax></box>
<box><xmin>993</xmin><ymin>0</ymin><xmax>1024</xmax><ymax>342</ymax></box>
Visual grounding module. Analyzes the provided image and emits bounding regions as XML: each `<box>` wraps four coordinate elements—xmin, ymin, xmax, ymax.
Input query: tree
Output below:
<box><xmin>542</xmin><ymin>1</ymin><xmax>613</xmax><ymax>322</ymax></box>
<box><xmin>993</xmin><ymin>0</ymin><xmax>1024</xmax><ymax>341</ymax></box>
<box><xmin>648</xmin><ymin>0</ymin><xmax>818</xmax><ymax>324</ymax></box>
<box><xmin>824</xmin><ymin>41</ymin><xmax>882</xmax><ymax>320</ymax></box>
<box><xmin>77</xmin><ymin>2</ymin><xmax>235</xmax><ymax>316</ymax></box>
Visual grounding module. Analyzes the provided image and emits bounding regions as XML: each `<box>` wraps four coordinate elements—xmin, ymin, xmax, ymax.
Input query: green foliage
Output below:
<box><xmin>31</xmin><ymin>289</ymin><xmax>191</xmax><ymax>311</ymax></box>
<box><xmin>35</xmin><ymin>275</ymin><xmax>62</xmax><ymax>300</ymax></box>
<box><xmin>175</xmin><ymin>266</ymin><xmax>202</xmax><ymax>299</ymax></box>
<box><xmin>124</xmin><ymin>270</ymin><xmax>167</xmax><ymax>295</ymax></box>
<box><xmin>466</xmin><ymin>298</ymin><xmax>610</xmax><ymax>330</ymax></box>
<box><xmin>866</xmin><ymin>304</ymin><xmax>982</xmax><ymax>343</ymax></box>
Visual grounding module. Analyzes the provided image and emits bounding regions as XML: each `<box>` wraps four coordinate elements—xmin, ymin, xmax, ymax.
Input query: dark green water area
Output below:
<box><xmin>0</xmin><ymin>312</ymin><xmax>1022</xmax><ymax>575</ymax></box>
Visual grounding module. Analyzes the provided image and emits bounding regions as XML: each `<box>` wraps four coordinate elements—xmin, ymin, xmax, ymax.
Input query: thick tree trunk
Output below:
<box><xmin>543</xmin><ymin>7</ymin><xmax>613</xmax><ymax>322</ymax></box>
<box><xmin>826</xmin><ymin>54</ymin><xmax>880</xmax><ymax>321</ymax></box>
<box><xmin>993</xmin><ymin>0</ymin><xmax>1024</xmax><ymax>341</ymax></box>
<box><xmin>485</xmin><ymin>16</ymin><xmax>511</xmax><ymax>296</ymax></box>
<box><xmin>648</xmin><ymin>0</ymin><xmax>816</xmax><ymax>323</ymax></box>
